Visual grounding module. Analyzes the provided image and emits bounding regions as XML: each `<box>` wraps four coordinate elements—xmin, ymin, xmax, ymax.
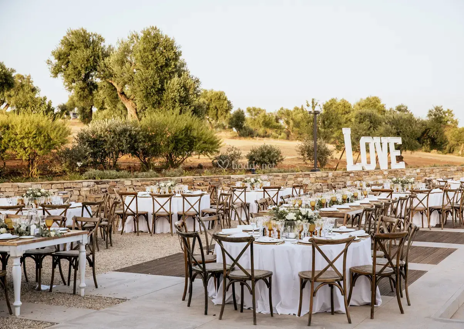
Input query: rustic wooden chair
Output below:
<box><xmin>255</xmin><ymin>198</ymin><xmax>269</xmax><ymax>214</ymax></box>
<box><xmin>407</xmin><ymin>189</ymin><xmax>431</xmax><ymax>229</ymax></box>
<box><xmin>207</xmin><ymin>182</ymin><xmax>220</xmax><ymax>207</ymax></box>
<box><xmin>116</xmin><ymin>191</ymin><xmax>150</xmax><ymax>236</ymax></box>
<box><xmin>98</xmin><ymin>197</ymin><xmax>119</xmax><ymax>249</ymax></box>
<box><xmin>213</xmin><ymin>234</ymin><xmax>273</xmax><ymax>325</ymax></box>
<box><xmin>279</xmin><ymin>194</ymin><xmax>292</xmax><ymax>205</ymax></box>
<box><xmin>429</xmin><ymin>188</ymin><xmax>457</xmax><ymax>229</ymax></box>
<box><xmin>50</xmin><ymin>216</ymin><xmax>100</xmax><ymax>295</ymax></box>
<box><xmin>0</xmin><ymin>270</ymin><xmax>12</xmax><ymax>315</ymax></box>
<box><xmin>178</xmin><ymin>193</ymin><xmax>203</xmax><ymax>232</ymax></box>
<box><xmin>371</xmin><ymin>188</ymin><xmax>393</xmax><ymax>199</ymax></box>
<box><xmin>151</xmin><ymin>193</ymin><xmax>174</xmax><ymax>235</ymax></box>
<box><xmin>348</xmin><ymin>231</ymin><xmax>408</xmax><ymax>319</ymax></box>
<box><xmin>231</xmin><ymin>187</ymin><xmax>250</xmax><ymax>224</ymax></box>
<box><xmin>41</xmin><ymin>204</ymin><xmax>71</xmax><ymax>228</ymax></box>
<box><xmin>0</xmin><ymin>205</ymin><xmax>24</xmax><ymax>215</ymax></box>
<box><xmin>201</xmin><ymin>193</ymin><xmax>232</xmax><ymax>228</ymax></box>
<box><xmin>263</xmin><ymin>186</ymin><xmax>281</xmax><ymax>206</ymax></box>
<box><xmin>292</xmin><ymin>184</ymin><xmax>305</xmax><ymax>197</ymax></box>
<box><xmin>377</xmin><ymin>215</ymin><xmax>399</xmax><ymax>234</ymax></box>
<box><xmin>395</xmin><ymin>197</ymin><xmax>409</xmax><ymax>220</ymax></box>
<box><xmin>177</xmin><ymin>229</ymin><xmax>228</xmax><ymax>315</ymax></box>
<box><xmin>453</xmin><ymin>188</ymin><xmax>464</xmax><ymax>226</ymax></box>
<box><xmin>298</xmin><ymin>236</ymin><xmax>355</xmax><ymax>325</ymax></box>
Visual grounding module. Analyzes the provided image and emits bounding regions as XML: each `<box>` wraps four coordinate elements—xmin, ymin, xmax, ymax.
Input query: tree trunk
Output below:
<box><xmin>107</xmin><ymin>80</ymin><xmax>139</xmax><ymax>121</ymax></box>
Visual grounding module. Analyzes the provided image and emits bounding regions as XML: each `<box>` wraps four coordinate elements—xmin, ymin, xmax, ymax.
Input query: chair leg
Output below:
<box><xmin>120</xmin><ymin>215</ymin><xmax>126</xmax><ymax>235</ymax></box>
<box><xmin>268</xmin><ymin>276</ymin><xmax>273</xmax><ymax>317</ymax></box>
<box><xmin>240</xmin><ymin>283</ymin><xmax>244</xmax><ymax>313</ymax></box>
<box><xmin>404</xmin><ymin>266</ymin><xmax>411</xmax><ymax>306</ymax></box>
<box><xmin>342</xmin><ymin>281</ymin><xmax>352</xmax><ymax>324</ymax></box>
<box><xmin>67</xmin><ymin>260</ymin><xmax>72</xmax><ymax>286</ymax></box>
<box><xmin>182</xmin><ymin>253</ymin><xmax>188</xmax><ymax>301</ymax></box>
<box><xmin>0</xmin><ymin>276</ymin><xmax>12</xmax><ymax>315</ymax></box>
<box><xmin>232</xmin><ymin>282</ymin><xmax>237</xmax><ymax>311</ymax></box>
<box><xmin>73</xmin><ymin>259</ymin><xmax>78</xmax><ymax>295</ymax></box>
<box><xmin>251</xmin><ymin>280</ymin><xmax>257</xmax><ymax>325</ymax></box>
<box><xmin>371</xmin><ymin>275</ymin><xmax>376</xmax><ymax>319</ymax></box>
<box><xmin>49</xmin><ymin>257</ymin><xmax>56</xmax><ymax>292</ymax></box>
<box><xmin>298</xmin><ymin>278</ymin><xmax>304</xmax><ymax>317</ymax></box>
<box><xmin>91</xmin><ymin>258</ymin><xmax>98</xmax><ymax>288</ymax></box>
<box><xmin>330</xmin><ymin>284</ymin><xmax>334</xmax><ymax>315</ymax></box>
<box><xmin>187</xmin><ymin>271</ymin><xmax>193</xmax><ymax>307</ymax></box>
<box><xmin>308</xmin><ymin>281</ymin><xmax>314</xmax><ymax>326</ymax></box>
<box><xmin>395</xmin><ymin>272</ymin><xmax>404</xmax><ymax>314</ymax></box>
<box><xmin>203</xmin><ymin>276</ymin><xmax>208</xmax><ymax>316</ymax></box>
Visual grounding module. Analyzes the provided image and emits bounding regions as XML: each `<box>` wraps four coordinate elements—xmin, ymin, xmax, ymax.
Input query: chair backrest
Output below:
<box><xmin>231</xmin><ymin>187</ymin><xmax>247</xmax><ymax>205</ymax></box>
<box><xmin>0</xmin><ymin>205</ymin><xmax>24</xmax><ymax>215</ymax></box>
<box><xmin>408</xmin><ymin>190</ymin><xmax>431</xmax><ymax>216</ymax></box>
<box><xmin>255</xmin><ymin>198</ymin><xmax>268</xmax><ymax>213</ymax></box>
<box><xmin>402</xmin><ymin>223</ymin><xmax>420</xmax><ymax>264</ymax></box>
<box><xmin>213</xmin><ymin>234</ymin><xmax>255</xmax><ymax>280</ymax></box>
<box><xmin>377</xmin><ymin>215</ymin><xmax>399</xmax><ymax>234</ymax></box>
<box><xmin>208</xmin><ymin>183</ymin><xmax>220</xmax><ymax>205</ymax></box>
<box><xmin>71</xmin><ymin>216</ymin><xmax>101</xmax><ymax>253</ymax></box>
<box><xmin>181</xmin><ymin>193</ymin><xmax>203</xmax><ymax>217</ymax></box>
<box><xmin>441</xmin><ymin>189</ymin><xmax>457</xmax><ymax>210</ymax></box>
<box><xmin>41</xmin><ymin>204</ymin><xmax>71</xmax><ymax>218</ymax></box>
<box><xmin>396</xmin><ymin>196</ymin><xmax>409</xmax><ymax>219</ymax></box>
<box><xmin>436</xmin><ymin>180</ymin><xmax>449</xmax><ymax>188</ymax></box>
<box><xmin>371</xmin><ymin>189</ymin><xmax>393</xmax><ymax>199</ymax></box>
<box><xmin>81</xmin><ymin>201</ymin><xmax>104</xmax><ymax>218</ymax></box>
<box><xmin>197</xmin><ymin>215</ymin><xmax>222</xmax><ymax>254</ymax></box>
<box><xmin>263</xmin><ymin>186</ymin><xmax>281</xmax><ymax>206</ymax></box>
<box><xmin>292</xmin><ymin>184</ymin><xmax>305</xmax><ymax>197</ymax></box>
<box><xmin>373</xmin><ymin>232</ymin><xmax>408</xmax><ymax>276</ymax></box>
<box><xmin>279</xmin><ymin>194</ymin><xmax>291</xmax><ymax>205</ymax></box>
<box><xmin>217</xmin><ymin>193</ymin><xmax>232</xmax><ymax>211</ymax></box>
<box><xmin>309</xmin><ymin>236</ymin><xmax>355</xmax><ymax>282</ymax></box>
<box><xmin>116</xmin><ymin>191</ymin><xmax>139</xmax><ymax>216</ymax></box>
<box><xmin>382</xmin><ymin>201</ymin><xmax>394</xmax><ymax>216</ymax></box>
<box><xmin>177</xmin><ymin>230</ymin><xmax>208</xmax><ymax>277</ymax></box>
<box><xmin>151</xmin><ymin>193</ymin><xmax>174</xmax><ymax>216</ymax></box>
<box><xmin>359</xmin><ymin>207</ymin><xmax>375</xmax><ymax>231</ymax></box>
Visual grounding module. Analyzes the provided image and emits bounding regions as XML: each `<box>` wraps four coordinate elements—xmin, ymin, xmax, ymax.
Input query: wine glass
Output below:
<box><xmin>342</xmin><ymin>194</ymin><xmax>347</xmax><ymax>204</ymax></box>
<box><xmin>45</xmin><ymin>217</ymin><xmax>54</xmax><ymax>232</ymax></box>
<box><xmin>310</xmin><ymin>199</ymin><xmax>316</xmax><ymax>211</ymax></box>
<box><xmin>303</xmin><ymin>222</ymin><xmax>309</xmax><ymax>238</ymax></box>
<box><xmin>250</xmin><ymin>217</ymin><xmax>257</xmax><ymax>236</ymax></box>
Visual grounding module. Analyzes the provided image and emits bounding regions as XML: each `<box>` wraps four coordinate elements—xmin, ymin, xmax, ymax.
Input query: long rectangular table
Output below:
<box><xmin>0</xmin><ymin>231</ymin><xmax>88</xmax><ymax>316</ymax></box>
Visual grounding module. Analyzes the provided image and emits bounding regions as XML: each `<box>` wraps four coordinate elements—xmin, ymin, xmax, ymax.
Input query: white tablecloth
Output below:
<box><xmin>120</xmin><ymin>193</ymin><xmax>210</xmax><ymax>233</ymax></box>
<box><xmin>210</xmin><ymin>237</ymin><xmax>381</xmax><ymax>315</ymax></box>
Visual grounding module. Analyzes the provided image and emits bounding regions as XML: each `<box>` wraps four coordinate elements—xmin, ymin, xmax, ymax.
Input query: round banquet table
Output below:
<box><xmin>210</xmin><ymin>237</ymin><xmax>381</xmax><ymax>315</ymax></box>
<box><xmin>119</xmin><ymin>193</ymin><xmax>210</xmax><ymax>234</ymax></box>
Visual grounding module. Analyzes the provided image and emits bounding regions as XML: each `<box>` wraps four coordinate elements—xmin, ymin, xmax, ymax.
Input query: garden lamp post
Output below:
<box><xmin>311</xmin><ymin>109</ymin><xmax>320</xmax><ymax>172</ymax></box>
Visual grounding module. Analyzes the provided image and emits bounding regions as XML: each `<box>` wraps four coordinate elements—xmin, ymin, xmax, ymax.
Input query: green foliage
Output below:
<box><xmin>1</xmin><ymin>74</ymin><xmax>54</xmax><ymax>115</ymax></box>
<box><xmin>161</xmin><ymin>167</ymin><xmax>185</xmax><ymax>177</ymax></box>
<box><xmin>141</xmin><ymin>112</ymin><xmax>221</xmax><ymax>168</ymax></box>
<box><xmin>246</xmin><ymin>107</ymin><xmax>283</xmax><ymax>137</ymax></box>
<box><xmin>319</xmin><ymin>98</ymin><xmax>353</xmax><ymax>148</ymax></box>
<box><xmin>420</xmin><ymin>106</ymin><xmax>458</xmax><ymax>152</ymax></box>
<box><xmin>350</xmin><ymin>109</ymin><xmax>385</xmax><ymax>151</ymax></box>
<box><xmin>0</xmin><ymin>62</ymin><xmax>15</xmax><ymax>105</ymax></box>
<box><xmin>1</xmin><ymin>113</ymin><xmax>70</xmax><ymax>177</ymax></box>
<box><xmin>353</xmin><ymin>96</ymin><xmax>386</xmax><ymax>114</ymax></box>
<box><xmin>446</xmin><ymin>128</ymin><xmax>464</xmax><ymax>155</ymax></box>
<box><xmin>377</xmin><ymin>110</ymin><xmax>423</xmax><ymax>151</ymax></box>
<box><xmin>57</xmin><ymin>144</ymin><xmax>90</xmax><ymax>173</ymax></box>
<box><xmin>212</xmin><ymin>146</ymin><xmax>242</xmax><ymax>169</ymax></box>
<box><xmin>200</xmin><ymin>89</ymin><xmax>233</xmax><ymax>127</ymax></box>
<box><xmin>228</xmin><ymin>109</ymin><xmax>255</xmax><ymax>136</ymax></box>
<box><xmin>82</xmin><ymin>169</ymin><xmax>132</xmax><ymax>180</ymax></box>
<box><xmin>246</xmin><ymin>144</ymin><xmax>284</xmax><ymax>168</ymax></box>
<box><xmin>297</xmin><ymin>138</ymin><xmax>333</xmax><ymax>168</ymax></box>
<box><xmin>277</xmin><ymin>106</ymin><xmax>312</xmax><ymax>139</ymax></box>
<box><xmin>75</xmin><ymin>119</ymin><xmax>138</xmax><ymax>170</ymax></box>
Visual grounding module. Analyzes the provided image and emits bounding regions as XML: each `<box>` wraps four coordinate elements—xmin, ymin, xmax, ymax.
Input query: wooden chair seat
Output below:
<box><xmin>24</xmin><ymin>248</ymin><xmax>54</xmax><ymax>255</ymax></box>
<box><xmin>193</xmin><ymin>262</ymin><xmax>230</xmax><ymax>273</ymax></box>
<box><xmin>350</xmin><ymin>264</ymin><xmax>394</xmax><ymax>275</ymax></box>
<box><xmin>298</xmin><ymin>270</ymin><xmax>341</xmax><ymax>282</ymax></box>
<box><xmin>229</xmin><ymin>269</ymin><xmax>272</xmax><ymax>280</ymax></box>
<box><xmin>376</xmin><ymin>258</ymin><xmax>405</xmax><ymax>267</ymax></box>
<box><xmin>193</xmin><ymin>254</ymin><xmax>216</xmax><ymax>263</ymax></box>
<box><xmin>178</xmin><ymin>211</ymin><xmax>198</xmax><ymax>216</ymax></box>
<box><xmin>411</xmin><ymin>206</ymin><xmax>426</xmax><ymax>211</ymax></box>
<box><xmin>201</xmin><ymin>208</ymin><xmax>218</xmax><ymax>214</ymax></box>
<box><xmin>154</xmin><ymin>211</ymin><xmax>171</xmax><ymax>217</ymax></box>
<box><xmin>430</xmin><ymin>205</ymin><xmax>452</xmax><ymax>210</ymax></box>
<box><xmin>372</xmin><ymin>250</ymin><xmax>385</xmax><ymax>258</ymax></box>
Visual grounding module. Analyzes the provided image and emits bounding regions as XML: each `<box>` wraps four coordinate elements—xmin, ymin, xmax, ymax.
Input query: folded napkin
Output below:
<box><xmin>327</xmin><ymin>233</ymin><xmax>351</xmax><ymax>240</ymax></box>
<box><xmin>333</xmin><ymin>205</ymin><xmax>350</xmax><ymax>209</ymax></box>
<box><xmin>237</xmin><ymin>225</ymin><xmax>253</xmax><ymax>231</ymax></box>
<box><xmin>256</xmin><ymin>236</ymin><xmax>277</xmax><ymax>243</ymax></box>
<box><xmin>338</xmin><ymin>226</ymin><xmax>347</xmax><ymax>230</ymax></box>
<box><xmin>367</xmin><ymin>195</ymin><xmax>378</xmax><ymax>200</ymax></box>
<box><xmin>301</xmin><ymin>237</ymin><xmax>311</xmax><ymax>242</ymax></box>
<box><xmin>359</xmin><ymin>199</ymin><xmax>371</xmax><ymax>204</ymax></box>
<box><xmin>348</xmin><ymin>202</ymin><xmax>360</xmax><ymax>206</ymax></box>
<box><xmin>0</xmin><ymin>233</ymin><xmax>14</xmax><ymax>239</ymax></box>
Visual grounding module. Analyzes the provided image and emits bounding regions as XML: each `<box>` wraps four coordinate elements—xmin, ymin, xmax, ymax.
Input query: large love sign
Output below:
<box><xmin>342</xmin><ymin>128</ymin><xmax>405</xmax><ymax>171</ymax></box>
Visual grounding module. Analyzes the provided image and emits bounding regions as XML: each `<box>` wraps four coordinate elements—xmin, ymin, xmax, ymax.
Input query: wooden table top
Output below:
<box><xmin>0</xmin><ymin>230</ymin><xmax>87</xmax><ymax>246</ymax></box>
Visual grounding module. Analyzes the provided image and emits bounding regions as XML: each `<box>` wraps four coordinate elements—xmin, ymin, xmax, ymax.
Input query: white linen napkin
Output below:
<box><xmin>0</xmin><ymin>233</ymin><xmax>14</xmax><ymax>239</ymax></box>
<box><xmin>349</xmin><ymin>230</ymin><xmax>367</xmax><ymax>237</ymax></box>
<box><xmin>221</xmin><ymin>228</ymin><xmax>241</xmax><ymax>234</ymax></box>
<box><xmin>230</xmin><ymin>232</ymin><xmax>250</xmax><ymax>238</ymax></box>
<box><xmin>320</xmin><ymin>208</ymin><xmax>338</xmax><ymax>211</ymax></box>
<box><xmin>237</xmin><ymin>225</ymin><xmax>253</xmax><ymax>231</ymax></box>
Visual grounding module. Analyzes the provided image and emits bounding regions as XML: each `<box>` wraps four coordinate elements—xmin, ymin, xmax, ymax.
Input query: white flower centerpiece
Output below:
<box><xmin>270</xmin><ymin>205</ymin><xmax>320</xmax><ymax>237</ymax></box>
<box><xmin>23</xmin><ymin>188</ymin><xmax>51</xmax><ymax>207</ymax></box>
<box><xmin>243</xmin><ymin>177</ymin><xmax>262</xmax><ymax>190</ymax></box>
<box><xmin>391</xmin><ymin>177</ymin><xmax>415</xmax><ymax>190</ymax></box>
<box><xmin>156</xmin><ymin>181</ymin><xmax>176</xmax><ymax>194</ymax></box>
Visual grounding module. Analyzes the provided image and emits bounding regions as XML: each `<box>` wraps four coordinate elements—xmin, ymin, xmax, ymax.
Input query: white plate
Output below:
<box><xmin>0</xmin><ymin>235</ymin><xmax>19</xmax><ymax>240</ymax></box>
<box><xmin>19</xmin><ymin>236</ymin><xmax>35</xmax><ymax>239</ymax></box>
<box><xmin>319</xmin><ymin>208</ymin><xmax>338</xmax><ymax>211</ymax></box>
<box><xmin>355</xmin><ymin>233</ymin><xmax>370</xmax><ymax>237</ymax></box>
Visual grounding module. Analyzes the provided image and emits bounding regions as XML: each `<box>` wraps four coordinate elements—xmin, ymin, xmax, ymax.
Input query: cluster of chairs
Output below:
<box><xmin>174</xmin><ymin>187</ymin><xmax>421</xmax><ymax>326</ymax></box>
<box><xmin>0</xmin><ymin>192</ymin><xmax>121</xmax><ymax>314</ymax></box>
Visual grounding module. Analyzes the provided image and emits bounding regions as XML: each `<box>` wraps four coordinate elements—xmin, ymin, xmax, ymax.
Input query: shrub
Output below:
<box><xmin>161</xmin><ymin>167</ymin><xmax>185</xmax><ymax>177</ymax></box>
<box><xmin>1</xmin><ymin>113</ymin><xmax>70</xmax><ymax>177</ymax></box>
<box><xmin>75</xmin><ymin>119</ymin><xmax>139</xmax><ymax>170</ymax></box>
<box><xmin>297</xmin><ymin>138</ymin><xmax>333</xmax><ymax>168</ymax></box>
<box><xmin>212</xmin><ymin>146</ymin><xmax>242</xmax><ymax>169</ymax></box>
<box><xmin>57</xmin><ymin>144</ymin><xmax>90</xmax><ymax>173</ymax></box>
<box><xmin>141</xmin><ymin>112</ymin><xmax>221</xmax><ymax>168</ymax></box>
<box><xmin>238</xmin><ymin>126</ymin><xmax>255</xmax><ymax>137</ymax></box>
<box><xmin>246</xmin><ymin>144</ymin><xmax>284</xmax><ymax>168</ymax></box>
<box><xmin>82</xmin><ymin>170</ymin><xmax>132</xmax><ymax>180</ymax></box>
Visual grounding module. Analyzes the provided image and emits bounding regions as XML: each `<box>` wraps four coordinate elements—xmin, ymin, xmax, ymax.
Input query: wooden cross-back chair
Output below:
<box><xmin>151</xmin><ymin>193</ymin><xmax>174</xmax><ymax>236</ymax></box>
<box><xmin>0</xmin><ymin>205</ymin><xmax>24</xmax><ymax>215</ymax></box>
<box><xmin>81</xmin><ymin>200</ymin><xmax>104</xmax><ymax>218</ymax></box>
<box><xmin>213</xmin><ymin>234</ymin><xmax>273</xmax><ymax>325</ymax></box>
<box><xmin>50</xmin><ymin>216</ymin><xmax>100</xmax><ymax>295</ymax></box>
<box><xmin>99</xmin><ymin>198</ymin><xmax>119</xmax><ymax>249</ymax></box>
<box><xmin>230</xmin><ymin>187</ymin><xmax>250</xmax><ymax>224</ymax></box>
<box><xmin>371</xmin><ymin>189</ymin><xmax>393</xmax><ymax>199</ymax></box>
<box><xmin>292</xmin><ymin>184</ymin><xmax>305</xmax><ymax>197</ymax></box>
<box><xmin>255</xmin><ymin>198</ymin><xmax>269</xmax><ymax>214</ymax></box>
<box><xmin>453</xmin><ymin>188</ymin><xmax>464</xmax><ymax>226</ymax></box>
<box><xmin>348</xmin><ymin>231</ymin><xmax>408</xmax><ymax>319</ymax></box>
<box><xmin>207</xmin><ymin>183</ymin><xmax>220</xmax><ymax>207</ymax></box>
<box><xmin>279</xmin><ymin>194</ymin><xmax>291</xmax><ymax>206</ymax></box>
<box><xmin>41</xmin><ymin>204</ymin><xmax>71</xmax><ymax>228</ymax></box>
<box><xmin>177</xmin><ymin>229</ymin><xmax>226</xmax><ymax>316</ymax></box>
<box><xmin>201</xmin><ymin>193</ymin><xmax>232</xmax><ymax>228</ymax></box>
<box><xmin>263</xmin><ymin>186</ymin><xmax>281</xmax><ymax>206</ymax></box>
<box><xmin>298</xmin><ymin>236</ymin><xmax>355</xmax><ymax>326</ymax></box>
<box><xmin>430</xmin><ymin>188</ymin><xmax>457</xmax><ymax>229</ymax></box>
<box><xmin>407</xmin><ymin>189</ymin><xmax>431</xmax><ymax>229</ymax></box>
<box><xmin>436</xmin><ymin>180</ymin><xmax>449</xmax><ymax>189</ymax></box>
<box><xmin>179</xmin><ymin>193</ymin><xmax>203</xmax><ymax>232</ymax></box>
<box><xmin>116</xmin><ymin>191</ymin><xmax>150</xmax><ymax>236</ymax></box>
<box><xmin>395</xmin><ymin>197</ymin><xmax>409</xmax><ymax>220</ymax></box>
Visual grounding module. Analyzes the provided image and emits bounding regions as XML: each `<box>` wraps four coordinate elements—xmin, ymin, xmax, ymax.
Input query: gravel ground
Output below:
<box><xmin>0</xmin><ymin>317</ymin><xmax>55</xmax><ymax>329</ymax></box>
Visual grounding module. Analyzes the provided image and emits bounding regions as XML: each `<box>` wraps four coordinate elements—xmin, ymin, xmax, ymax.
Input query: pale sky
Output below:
<box><xmin>1</xmin><ymin>0</ymin><xmax>463</xmax><ymax>125</ymax></box>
